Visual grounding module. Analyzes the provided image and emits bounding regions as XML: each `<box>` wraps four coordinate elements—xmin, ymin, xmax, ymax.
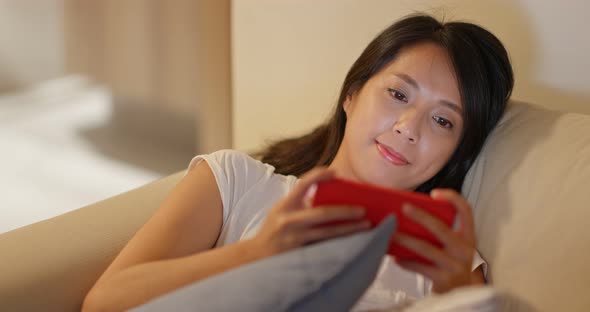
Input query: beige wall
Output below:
<box><xmin>0</xmin><ymin>0</ymin><xmax>64</xmax><ymax>90</ymax></box>
<box><xmin>65</xmin><ymin>0</ymin><xmax>232</xmax><ymax>154</ymax></box>
<box><xmin>232</xmin><ymin>0</ymin><xmax>590</xmax><ymax>152</ymax></box>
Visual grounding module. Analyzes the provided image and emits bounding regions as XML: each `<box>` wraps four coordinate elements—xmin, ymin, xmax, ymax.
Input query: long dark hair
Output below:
<box><xmin>255</xmin><ymin>13</ymin><xmax>514</xmax><ymax>194</ymax></box>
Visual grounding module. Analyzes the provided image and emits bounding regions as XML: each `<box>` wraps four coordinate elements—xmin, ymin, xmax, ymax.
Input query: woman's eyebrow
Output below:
<box><xmin>392</xmin><ymin>72</ymin><xmax>462</xmax><ymax>115</ymax></box>
<box><xmin>440</xmin><ymin>100</ymin><xmax>463</xmax><ymax>115</ymax></box>
<box><xmin>392</xmin><ymin>73</ymin><xmax>420</xmax><ymax>90</ymax></box>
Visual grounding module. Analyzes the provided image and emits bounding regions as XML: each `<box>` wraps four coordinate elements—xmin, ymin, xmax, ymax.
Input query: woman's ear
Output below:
<box><xmin>343</xmin><ymin>94</ymin><xmax>354</xmax><ymax>115</ymax></box>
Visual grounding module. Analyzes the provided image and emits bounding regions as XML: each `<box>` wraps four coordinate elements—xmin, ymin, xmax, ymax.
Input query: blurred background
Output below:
<box><xmin>1</xmin><ymin>0</ymin><xmax>230</xmax><ymax>233</ymax></box>
<box><xmin>2</xmin><ymin>0</ymin><xmax>589</xmax><ymax>233</ymax></box>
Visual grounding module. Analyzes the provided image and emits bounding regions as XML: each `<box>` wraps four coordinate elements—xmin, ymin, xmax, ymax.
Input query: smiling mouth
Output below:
<box><xmin>375</xmin><ymin>140</ymin><xmax>410</xmax><ymax>166</ymax></box>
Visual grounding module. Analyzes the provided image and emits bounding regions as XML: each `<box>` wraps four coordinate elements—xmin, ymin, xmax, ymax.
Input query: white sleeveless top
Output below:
<box><xmin>187</xmin><ymin>149</ymin><xmax>487</xmax><ymax>311</ymax></box>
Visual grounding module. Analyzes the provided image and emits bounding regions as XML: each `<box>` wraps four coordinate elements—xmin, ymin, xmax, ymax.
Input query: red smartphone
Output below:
<box><xmin>311</xmin><ymin>178</ymin><xmax>457</xmax><ymax>265</ymax></box>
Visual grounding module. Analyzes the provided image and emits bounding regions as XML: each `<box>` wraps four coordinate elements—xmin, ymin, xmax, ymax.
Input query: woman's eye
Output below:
<box><xmin>388</xmin><ymin>88</ymin><xmax>407</xmax><ymax>102</ymax></box>
<box><xmin>433</xmin><ymin>116</ymin><xmax>453</xmax><ymax>129</ymax></box>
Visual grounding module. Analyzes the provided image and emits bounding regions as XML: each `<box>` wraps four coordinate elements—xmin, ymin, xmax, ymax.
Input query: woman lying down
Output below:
<box><xmin>82</xmin><ymin>13</ymin><xmax>513</xmax><ymax>312</ymax></box>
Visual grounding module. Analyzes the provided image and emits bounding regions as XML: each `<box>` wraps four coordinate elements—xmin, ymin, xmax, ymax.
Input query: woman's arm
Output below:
<box><xmin>82</xmin><ymin>163</ymin><xmax>369</xmax><ymax>312</ymax></box>
<box><xmin>82</xmin><ymin>237</ymin><xmax>265</xmax><ymax>311</ymax></box>
<box><xmin>82</xmin><ymin>161</ymin><xmax>263</xmax><ymax>311</ymax></box>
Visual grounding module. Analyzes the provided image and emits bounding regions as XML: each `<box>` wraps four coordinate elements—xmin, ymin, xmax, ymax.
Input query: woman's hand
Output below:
<box><xmin>392</xmin><ymin>189</ymin><xmax>484</xmax><ymax>293</ymax></box>
<box><xmin>251</xmin><ymin>167</ymin><xmax>371</xmax><ymax>258</ymax></box>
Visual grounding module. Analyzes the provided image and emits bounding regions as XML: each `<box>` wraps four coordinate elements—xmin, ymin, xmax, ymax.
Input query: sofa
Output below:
<box><xmin>1</xmin><ymin>101</ymin><xmax>589</xmax><ymax>311</ymax></box>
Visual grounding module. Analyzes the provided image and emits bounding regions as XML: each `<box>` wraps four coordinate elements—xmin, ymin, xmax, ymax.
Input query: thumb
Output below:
<box><xmin>284</xmin><ymin>167</ymin><xmax>335</xmax><ymax>209</ymax></box>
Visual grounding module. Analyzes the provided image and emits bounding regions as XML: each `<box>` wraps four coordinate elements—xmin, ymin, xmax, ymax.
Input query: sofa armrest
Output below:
<box><xmin>0</xmin><ymin>170</ymin><xmax>185</xmax><ymax>312</ymax></box>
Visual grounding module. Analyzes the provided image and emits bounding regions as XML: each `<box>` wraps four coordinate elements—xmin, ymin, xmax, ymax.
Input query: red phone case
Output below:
<box><xmin>311</xmin><ymin>178</ymin><xmax>457</xmax><ymax>265</ymax></box>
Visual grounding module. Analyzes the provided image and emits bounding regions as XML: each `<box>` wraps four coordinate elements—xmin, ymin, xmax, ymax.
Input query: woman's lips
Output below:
<box><xmin>375</xmin><ymin>141</ymin><xmax>410</xmax><ymax>166</ymax></box>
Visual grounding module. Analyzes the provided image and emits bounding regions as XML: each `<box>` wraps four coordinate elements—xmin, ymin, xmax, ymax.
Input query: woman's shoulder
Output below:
<box><xmin>188</xmin><ymin>149</ymin><xmax>259</xmax><ymax>170</ymax></box>
<box><xmin>201</xmin><ymin>149</ymin><xmax>298</xmax><ymax>212</ymax></box>
<box><xmin>205</xmin><ymin>149</ymin><xmax>274</xmax><ymax>173</ymax></box>
<box><xmin>190</xmin><ymin>149</ymin><xmax>297</xmax><ymax>185</ymax></box>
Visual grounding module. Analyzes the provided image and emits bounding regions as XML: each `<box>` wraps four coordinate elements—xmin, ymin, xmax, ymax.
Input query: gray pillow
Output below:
<box><xmin>132</xmin><ymin>215</ymin><xmax>396</xmax><ymax>312</ymax></box>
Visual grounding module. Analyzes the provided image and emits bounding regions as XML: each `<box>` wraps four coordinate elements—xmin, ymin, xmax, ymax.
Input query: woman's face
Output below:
<box><xmin>329</xmin><ymin>42</ymin><xmax>464</xmax><ymax>190</ymax></box>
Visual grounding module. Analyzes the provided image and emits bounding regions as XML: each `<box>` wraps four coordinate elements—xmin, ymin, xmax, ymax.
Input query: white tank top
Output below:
<box><xmin>187</xmin><ymin>149</ymin><xmax>487</xmax><ymax>311</ymax></box>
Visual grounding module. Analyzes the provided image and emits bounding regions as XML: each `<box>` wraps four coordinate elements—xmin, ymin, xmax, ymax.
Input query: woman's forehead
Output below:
<box><xmin>384</xmin><ymin>43</ymin><xmax>454</xmax><ymax>77</ymax></box>
<box><xmin>377</xmin><ymin>43</ymin><xmax>462</xmax><ymax>107</ymax></box>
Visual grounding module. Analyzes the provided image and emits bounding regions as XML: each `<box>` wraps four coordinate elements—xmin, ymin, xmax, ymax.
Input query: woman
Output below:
<box><xmin>82</xmin><ymin>13</ymin><xmax>513</xmax><ymax>311</ymax></box>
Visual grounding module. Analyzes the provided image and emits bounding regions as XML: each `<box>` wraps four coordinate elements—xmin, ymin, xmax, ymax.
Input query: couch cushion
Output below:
<box><xmin>462</xmin><ymin>101</ymin><xmax>590</xmax><ymax>311</ymax></box>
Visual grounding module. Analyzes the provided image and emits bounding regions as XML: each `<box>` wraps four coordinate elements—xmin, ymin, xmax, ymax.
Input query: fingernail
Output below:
<box><xmin>402</xmin><ymin>204</ymin><xmax>413</xmax><ymax>214</ymax></box>
<box><xmin>304</xmin><ymin>183</ymin><xmax>318</xmax><ymax>201</ymax></box>
<box><xmin>355</xmin><ymin>208</ymin><xmax>366</xmax><ymax>216</ymax></box>
<box><xmin>302</xmin><ymin>184</ymin><xmax>318</xmax><ymax>209</ymax></box>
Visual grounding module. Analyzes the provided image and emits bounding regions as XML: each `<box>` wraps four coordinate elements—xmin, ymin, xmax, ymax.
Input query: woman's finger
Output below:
<box><xmin>402</xmin><ymin>204</ymin><xmax>455</xmax><ymax>247</ymax></box>
<box><xmin>300</xmin><ymin>220</ymin><xmax>371</xmax><ymax>244</ymax></box>
<box><xmin>401</xmin><ymin>204</ymin><xmax>472</xmax><ymax>264</ymax></box>
<box><xmin>431</xmin><ymin>189</ymin><xmax>476</xmax><ymax>244</ymax></box>
<box><xmin>283</xmin><ymin>167</ymin><xmax>335</xmax><ymax>210</ymax></box>
<box><xmin>393</xmin><ymin>233</ymin><xmax>463</xmax><ymax>272</ymax></box>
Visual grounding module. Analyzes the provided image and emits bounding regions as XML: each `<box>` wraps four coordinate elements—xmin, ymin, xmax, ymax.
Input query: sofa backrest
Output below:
<box><xmin>463</xmin><ymin>101</ymin><xmax>590</xmax><ymax>311</ymax></box>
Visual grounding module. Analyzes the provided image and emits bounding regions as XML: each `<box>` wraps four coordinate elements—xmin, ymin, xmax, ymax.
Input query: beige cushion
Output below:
<box><xmin>0</xmin><ymin>171</ymin><xmax>185</xmax><ymax>312</ymax></box>
<box><xmin>463</xmin><ymin>101</ymin><xmax>590</xmax><ymax>311</ymax></box>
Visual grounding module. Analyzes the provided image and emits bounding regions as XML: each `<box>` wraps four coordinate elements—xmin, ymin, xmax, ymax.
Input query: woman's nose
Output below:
<box><xmin>393</xmin><ymin>109</ymin><xmax>420</xmax><ymax>144</ymax></box>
